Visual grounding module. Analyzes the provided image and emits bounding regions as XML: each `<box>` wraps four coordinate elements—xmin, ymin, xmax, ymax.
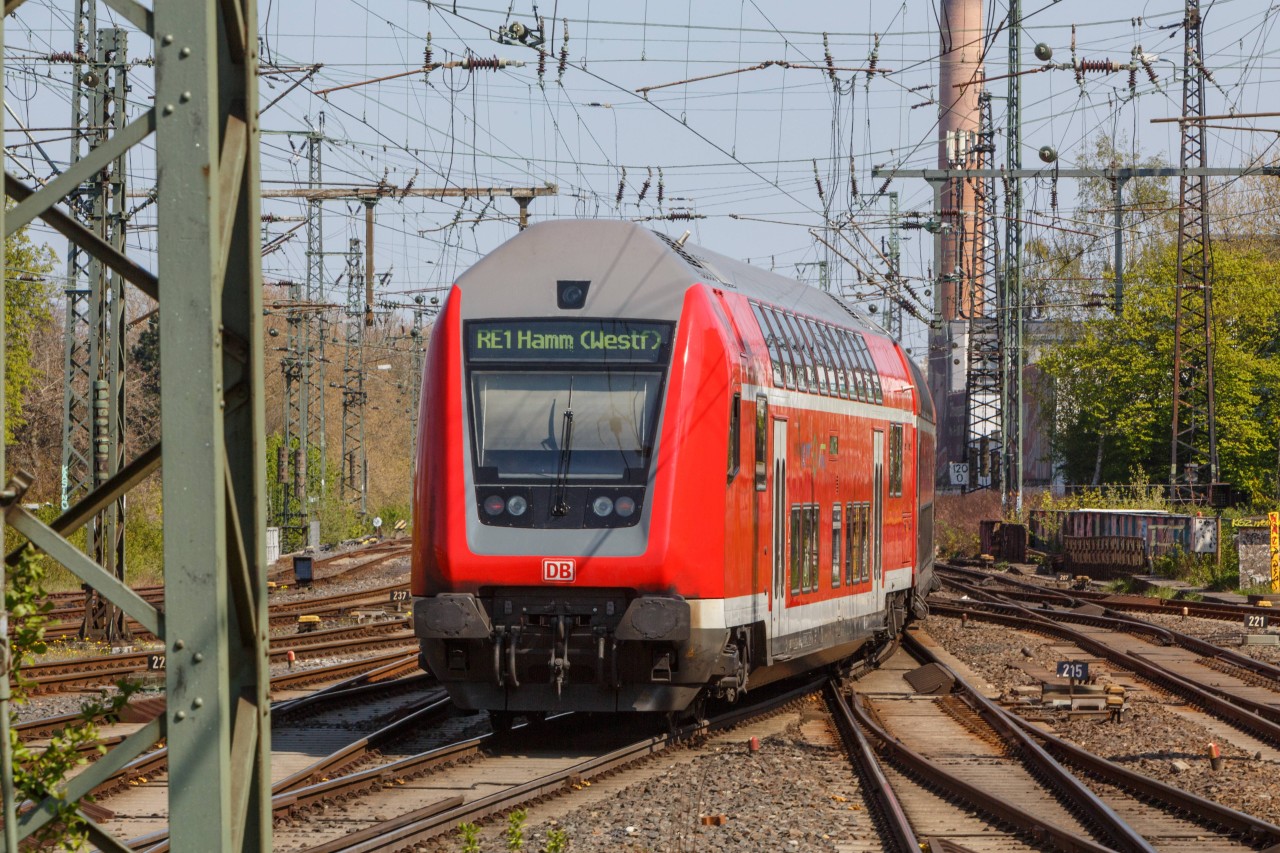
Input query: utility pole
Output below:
<box><xmin>61</xmin><ymin>24</ymin><xmax>131</xmax><ymax>642</ymax></box>
<box><xmin>1170</xmin><ymin>0</ymin><xmax>1218</xmax><ymax>504</ymax></box>
<box><xmin>1002</xmin><ymin>0</ymin><xmax>1024</xmax><ymax>513</ymax></box>
<box><xmin>341</xmin><ymin>235</ymin><xmax>367</xmax><ymax>514</ymax></box>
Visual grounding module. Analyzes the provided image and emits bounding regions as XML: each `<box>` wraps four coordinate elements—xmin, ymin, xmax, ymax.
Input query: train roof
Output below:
<box><xmin>454</xmin><ymin>219</ymin><xmax>888</xmax><ymax>339</ymax></box>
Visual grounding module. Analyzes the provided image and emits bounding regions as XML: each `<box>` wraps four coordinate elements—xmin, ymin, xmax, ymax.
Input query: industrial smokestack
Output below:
<box><xmin>932</xmin><ymin>0</ymin><xmax>986</xmax><ymax>488</ymax></box>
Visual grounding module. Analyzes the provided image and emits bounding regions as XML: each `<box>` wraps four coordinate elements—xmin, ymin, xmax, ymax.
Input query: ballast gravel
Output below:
<box><xmin>926</xmin><ymin>610</ymin><xmax>1280</xmax><ymax>826</ymax></box>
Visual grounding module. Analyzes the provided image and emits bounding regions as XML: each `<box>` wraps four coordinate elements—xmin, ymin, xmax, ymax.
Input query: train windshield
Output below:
<box><xmin>471</xmin><ymin>370</ymin><xmax>663</xmax><ymax>482</ymax></box>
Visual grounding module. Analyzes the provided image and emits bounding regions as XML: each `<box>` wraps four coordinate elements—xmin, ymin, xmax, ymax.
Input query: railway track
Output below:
<box><xmin>940</xmin><ymin>562</ymin><xmax>1278</xmax><ymax>625</ymax></box>
<box><xmin>934</xmin><ymin>576</ymin><xmax>1280</xmax><ymax>747</ymax></box>
<box><xmin>16</xmin><ymin>622</ymin><xmax>414</xmax><ymax>694</ymax></box>
<box><xmin>29</xmin><ymin>541</ymin><xmax>412</xmax><ymax>640</ymax></box>
<box><xmin>91</xmin><ymin>673</ymin><xmax>831</xmax><ymax>852</ymax></box>
<box><xmin>839</xmin><ymin>628</ymin><xmax>1280</xmax><ymax>851</ymax></box>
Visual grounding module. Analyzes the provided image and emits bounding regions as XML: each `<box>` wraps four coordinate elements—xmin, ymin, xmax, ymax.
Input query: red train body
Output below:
<box><xmin>412</xmin><ymin>220</ymin><xmax>935</xmax><ymax>716</ymax></box>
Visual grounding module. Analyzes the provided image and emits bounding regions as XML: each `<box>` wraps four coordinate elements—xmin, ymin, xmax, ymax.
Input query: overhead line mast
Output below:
<box><xmin>1170</xmin><ymin>0</ymin><xmax>1219</xmax><ymax>504</ymax></box>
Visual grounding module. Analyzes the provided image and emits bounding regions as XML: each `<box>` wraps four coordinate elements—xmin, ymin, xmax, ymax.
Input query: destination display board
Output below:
<box><xmin>467</xmin><ymin>319</ymin><xmax>672</xmax><ymax>363</ymax></box>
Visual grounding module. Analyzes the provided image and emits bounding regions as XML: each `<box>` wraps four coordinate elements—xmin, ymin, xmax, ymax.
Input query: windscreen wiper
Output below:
<box><xmin>551</xmin><ymin>409</ymin><xmax>574</xmax><ymax>516</ymax></box>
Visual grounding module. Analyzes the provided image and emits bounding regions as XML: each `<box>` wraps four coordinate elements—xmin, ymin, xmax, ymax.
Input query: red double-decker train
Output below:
<box><xmin>411</xmin><ymin>220</ymin><xmax>935</xmax><ymax>724</ymax></box>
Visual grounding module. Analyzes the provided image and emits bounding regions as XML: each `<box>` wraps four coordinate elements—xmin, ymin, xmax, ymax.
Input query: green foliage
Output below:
<box><xmin>7</xmin><ymin>548</ymin><xmax>139</xmax><ymax>849</ymax></box>
<box><xmin>504</xmin><ymin>808</ymin><xmax>528</xmax><ymax>851</ymax></box>
<box><xmin>4</xmin><ymin>221</ymin><xmax>56</xmax><ymax>442</ymax></box>
<box><xmin>457</xmin><ymin>822</ymin><xmax>482</xmax><ymax>853</ymax></box>
<box><xmin>935</xmin><ymin>519</ymin><xmax>978</xmax><ymax>559</ymax></box>
<box><xmin>543</xmin><ymin>827</ymin><xmax>569</xmax><ymax>853</ymax></box>
<box><xmin>1040</xmin><ymin>240</ymin><xmax>1280</xmax><ymax>503</ymax></box>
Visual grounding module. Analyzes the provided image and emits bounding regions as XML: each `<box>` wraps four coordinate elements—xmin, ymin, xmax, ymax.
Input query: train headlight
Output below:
<box><xmin>483</xmin><ymin>495</ymin><xmax>505</xmax><ymax>516</ymax></box>
<box><xmin>591</xmin><ymin>496</ymin><xmax>614</xmax><ymax>517</ymax></box>
<box><xmin>506</xmin><ymin>495</ymin><xmax>528</xmax><ymax>516</ymax></box>
<box><xmin>615</xmin><ymin>496</ymin><xmax>636</xmax><ymax>518</ymax></box>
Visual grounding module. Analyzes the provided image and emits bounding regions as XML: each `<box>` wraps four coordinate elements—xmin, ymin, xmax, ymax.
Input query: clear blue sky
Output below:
<box><xmin>7</xmin><ymin>1</ymin><xmax>1279</xmax><ymax>356</ymax></box>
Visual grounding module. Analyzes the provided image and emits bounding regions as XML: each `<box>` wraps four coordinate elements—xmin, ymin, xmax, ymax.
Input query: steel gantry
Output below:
<box><xmin>341</xmin><ymin>234</ymin><xmax>367</xmax><ymax>514</ymax></box>
<box><xmin>1002</xmin><ymin>0</ymin><xmax>1024</xmax><ymax>512</ymax></box>
<box><xmin>963</xmin><ymin>91</ymin><xmax>1002</xmax><ymax>492</ymax></box>
<box><xmin>2</xmin><ymin>1</ymin><xmax>271</xmax><ymax>848</ymax></box>
<box><xmin>59</xmin><ymin>20</ymin><xmax>133</xmax><ymax>642</ymax></box>
<box><xmin>1170</xmin><ymin>0</ymin><xmax>1218</xmax><ymax>504</ymax></box>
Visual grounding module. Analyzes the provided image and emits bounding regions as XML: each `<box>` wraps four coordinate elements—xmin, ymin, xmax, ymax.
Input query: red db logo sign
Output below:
<box><xmin>542</xmin><ymin>559</ymin><xmax>576</xmax><ymax>583</ymax></box>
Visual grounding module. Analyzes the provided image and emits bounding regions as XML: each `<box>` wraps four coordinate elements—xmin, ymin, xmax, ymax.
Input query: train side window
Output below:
<box><xmin>780</xmin><ymin>313</ymin><xmax>809</xmax><ymax>393</ymax></box>
<box><xmin>838</xmin><ymin>331</ymin><xmax>866</xmax><ymax>401</ymax></box>
<box><xmin>831</xmin><ymin>503</ymin><xmax>842</xmax><ymax>587</ymax></box>
<box><xmin>751</xmin><ymin>303</ymin><xmax>784</xmax><ymax>387</ymax></box>
<box><xmin>811</xmin><ymin>320</ymin><xmax>834</xmax><ymax>396</ymax></box>
<box><xmin>771</xmin><ymin>308</ymin><xmax>799</xmax><ymax>390</ymax></box>
<box><xmin>799</xmin><ymin>319</ymin><xmax>821</xmax><ymax>395</ymax></box>
<box><xmin>790</xmin><ymin>506</ymin><xmax>802</xmax><ymax>595</ymax></box>
<box><xmin>889</xmin><ymin>424</ymin><xmax>903</xmax><ymax>497</ymax></box>
<box><xmin>820</xmin><ymin>324</ymin><xmax>847</xmax><ymax>399</ymax></box>
<box><xmin>843</xmin><ymin>501</ymin><xmax>854</xmax><ymax>585</ymax></box>
<box><xmin>859</xmin><ymin>504</ymin><xmax>871</xmax><ymax>581</ymax></box>
<box><xmin>728</xmin><ymin>393</ymin><xmax>741</xmax><ymax>481</ymax></box>
<box><xmin>754</xmin><ymin>396</ymin><xmax>768</xmax><ymax>491</ymax></box>
<box><xmin>853</xmin><ymin>335</ymin><xmax>883</xmax><ymax>402</ymax></box>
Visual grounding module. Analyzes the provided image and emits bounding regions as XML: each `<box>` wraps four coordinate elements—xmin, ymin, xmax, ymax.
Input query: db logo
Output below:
<box><xmin>542</xmin><ymin>559</ymin><xmax>576</xmax><ymax>583</ymax></box>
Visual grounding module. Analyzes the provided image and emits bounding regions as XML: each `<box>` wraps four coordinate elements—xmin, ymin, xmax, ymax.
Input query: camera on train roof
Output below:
<box><xmin>557</xmin><ymin>279</ymin><xmax>590</xmax><ymax>310</ymax></box>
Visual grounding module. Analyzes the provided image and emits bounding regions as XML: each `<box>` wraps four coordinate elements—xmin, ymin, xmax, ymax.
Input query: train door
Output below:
<box><xmin>872</xmin><ymin>429</ymin><xmax>884</xmax><ymax>599</ymax></box>
<box><xmin>770</xmin><ymin>417</ymin><xmax>789</xmax><ymax>654</ymax></box>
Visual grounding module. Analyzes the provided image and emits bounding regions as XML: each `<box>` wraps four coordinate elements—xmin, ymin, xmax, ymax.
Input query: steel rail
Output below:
<box><xmin>902</xmin><ymin>630</ymin><xmax>1280</xmax><ymax>846</ymax></box>
<box><xmin>287</xmin><ymin>677</ymin><xmax>828</xmax><ymax>853</ymax></box>
<box><xmin>940</xmin><ymin>569</ymin><xmax>1280</xmax><ymax>685</ymax></box>
<box><xmin>931</xmin><ymin>601</ymin><xmax>1280</xmax><ymax>744</ymax></box>
<box><xmin>938</xmin><ymin>563</ymin><xmax>1277</xmax><ymax>623</ymax></box>
<box><xmin>933</xmin><ymin>590</ymin><xmax>1280</xmax><ymax>718</ymax></box>
<box><xmin>845</xmin><ymin>680</ymin><xmax>1123</xmax><ymax>852</ymax></box>
<box><xmin>824</xmin><ymin>682</ymin><xmax>920</xmax><ymax>853</ymax></box>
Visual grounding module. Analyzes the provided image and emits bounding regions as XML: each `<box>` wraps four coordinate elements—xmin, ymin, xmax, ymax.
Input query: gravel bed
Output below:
<box><xmin>418</xmin><ymin>710</ymin><xmax>875</xmax><ymax>853</ymax></box>
<box><xmin>924</xmin><ymin>612</ymin><xmax>1280</xmax><ymax>826</ymax></box>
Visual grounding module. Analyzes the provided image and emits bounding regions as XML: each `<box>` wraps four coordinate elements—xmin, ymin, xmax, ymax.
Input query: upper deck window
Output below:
<box><xmin>747</xmin><ymin>301</ymin><xmax>882</xmax><ymax>404</ymax></box>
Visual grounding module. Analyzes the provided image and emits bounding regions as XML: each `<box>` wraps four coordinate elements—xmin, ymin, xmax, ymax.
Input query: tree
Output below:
<box><xmin>4</xmin><ymin>223</ymin><xmax>56</xmax><ymax>443</ymax></box>
<box><xmin>1040</xmin><ymin>241</ymin><xmax>1280</xmax><ymax>502</ymax></box>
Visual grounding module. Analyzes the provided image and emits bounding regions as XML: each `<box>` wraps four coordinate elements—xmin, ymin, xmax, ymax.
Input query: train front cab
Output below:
<box><xmin>413</xmin><ymin>280</ymin><xmax>752</xmax><ymax>714</ymax></box>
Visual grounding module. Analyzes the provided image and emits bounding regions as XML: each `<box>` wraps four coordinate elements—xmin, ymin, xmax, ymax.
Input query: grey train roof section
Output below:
<box><xmin>453</xmin><ymin>219</ymin><xmax>884</xmax><ymax>336</ymax></box>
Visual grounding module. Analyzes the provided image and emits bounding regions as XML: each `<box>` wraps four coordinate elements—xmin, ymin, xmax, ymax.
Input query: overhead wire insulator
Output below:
<box><xmin>638</xmin><ymin>167</ymin><xmax>652</xmax><ymax>204</ymax></box>
<box><xmin>876</xmin><ymin>176</ymin><xmax>891</xmax><ymax>197</ymax></box>
<box><xmin>812</xmin><ymin>159</ymin><xmax>826</xmax><ymax>205</ymax></box>
<box><xmin>423</xmin><ymin>32</ymin><xmax>433</xmax><ymax>81</ymax></box>
<box><xmin>459</xmin><ymin>56</ymin><xmax>519</xmax><ymax>71</ymax></box>
<box><xmin>866</xmin><ymin>33</ymin><xmax>880</xmax><ymax>83</ymax></box>
<box><xmin>822</xmin><ymin>32</ymin><xmax>837</xmax><ymax>88</ymax></box>
<box><xmin>849</xmin><ymin>156</ymin><xmax>858</xmax><ymax>202</ymax></box>
<box><xmin>616</xmin><ymin>166</ymin><xmax>627</xmax><ymax>206</ymax></box>
<box><xmin>558</xmin><ymin>19</ymin><xmax>569</xmax><ymax>83</ymax></box>
<box><xmin>1138</xmin><ymin>47</ymin><xmax>1159</xmax><ymax>86</ymax></box>
<box><xmin>657</xmin><ymin>167</ymin><xmax>665</xmax><ymax>206</ymax></box>
<box><xmin>537</xmin><ymin>49</ymin><xmax>547</xmax><ymax>87</ymax></box>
